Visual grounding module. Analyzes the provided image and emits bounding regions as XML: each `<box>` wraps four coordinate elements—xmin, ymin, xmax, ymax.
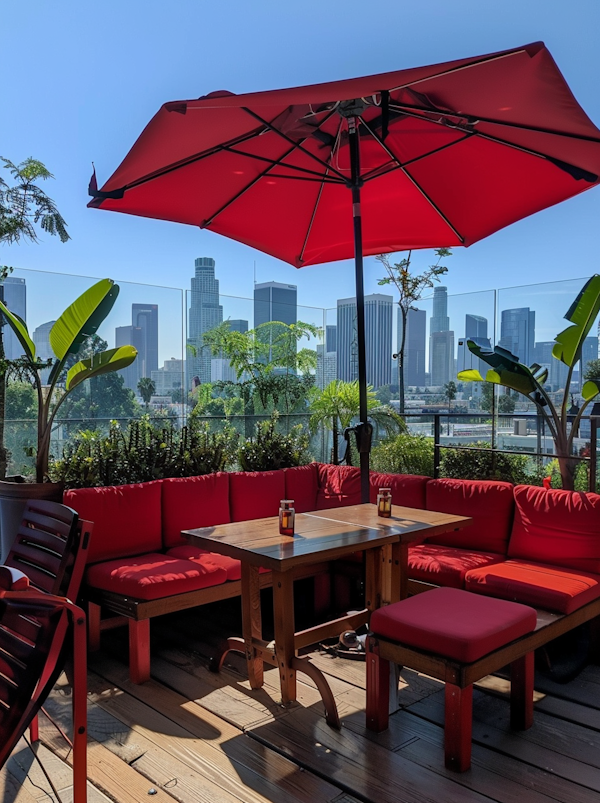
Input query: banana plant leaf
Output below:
<box><xmin>457</xmin><ymin>369</ymin><xmax>484</xmax><ymax>382</ymax></box>
<box><xmin>582</xmin><ymin>380</ymin><xmax>600</xmax><ymax>402</ymax></box>
<box><xmin>49</xmin><ymin>279</ymin><xmax>120</xmax><ymax>367</ymax></box>
<box><xmin>552</xmin><ymin>274</ymin><xmax>600</xmax><ymax>367</ymax></box>
<box><xmin>464</xmin><ymin>340</ymin><xmax>540</xmax><ymax>396</ymax></box>
<box><xmin>66</xmin><ymin>345</ymin><xmax>137</xmax><ymax>392</ymax></box>
<box><xmin>0</xmin><ymin>301</ymin><xmax>35</xmax><ymax>360</ymax></box>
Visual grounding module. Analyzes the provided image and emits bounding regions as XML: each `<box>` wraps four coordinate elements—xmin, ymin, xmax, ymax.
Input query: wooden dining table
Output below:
<box><xmin>183</xmin><ymin>503</ymin><xmax>471</xmax><ymax>727</ymax></box>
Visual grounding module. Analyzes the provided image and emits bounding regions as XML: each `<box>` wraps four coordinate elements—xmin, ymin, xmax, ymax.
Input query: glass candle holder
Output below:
<box><xmin>279</xmin><ymin>499</ymin><xmax>295</xmax><ymax>535</ymax></box>
<box><xmin>377</xmin><ymin>488</ymin><xmax>392</xmax><ymax>518</ymax></box>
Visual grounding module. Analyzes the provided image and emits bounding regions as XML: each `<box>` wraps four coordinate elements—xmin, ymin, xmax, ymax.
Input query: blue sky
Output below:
<box><xmin>3</xmin><ymin>0</ymin><xmax>600</xmax><ymax>356</ymax></box>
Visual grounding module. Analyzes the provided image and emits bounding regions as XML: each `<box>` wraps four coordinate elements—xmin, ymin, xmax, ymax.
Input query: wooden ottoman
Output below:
<box><xmin>366</xmin><ymin>587</ymin><xmax>538</xmax><ymax>771</ymax></box>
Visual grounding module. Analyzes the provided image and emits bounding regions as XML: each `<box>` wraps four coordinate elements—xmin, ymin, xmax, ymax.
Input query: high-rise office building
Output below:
<box><xmin>32</xmin><ymin>321</ymin><xmax>56</xmax><ymax>384</ymax></box>
<box><xmin>430</xmin><ymin>286</ymin><xmax>450</xmax><ymax>333</ymax></box>
<box><xmin>227</xmin><ymin>319</ymin><xmax>249</xmax><ymax>333</ymax></box>
<box><xmin>428</xmin><ymin>286</ymin><xmax>453</xmax><ymax>386</ymax></box>
<box><xmin>533</xmin><ymin>341</ymin><xmax>569</xmax><ymax>392</ymax></box>
<box><xmin>325</xmin><ymin>325</ymin><xmax>337</xmax><ymax>352</ymax></box>
<box><xmin>337</xmin><ymin>294</ymin><xmax>393</xmax><ymax>389</ymax></box>
<box><xmin>151</xmin><ymin>358</ymin><xmax>185</xmax><ymax>396</ymax></box>
<box><xmin>253</xmin><ymin>281</ymin><xmax>297</xmax><ymax>366</ymax></box>
<box><xmin>116</xmin><ymin>325</ymin><xmax>144</xmax><ymax>390</ymax></box>
<box><xmin>316</xmin><ymin>343</ymin><xmax>337</xmax><ymax>389</ymax></box>
<box><xmin>0</xmin><ymin>276</ymin><xmax>26</xmax><ymax>359</ymax></box>
<box><xmin>499</xmin><ymin>307</ymin><xmax>535</xmax><ymax>365</ymax></box>
<box><xmin>132</xmin><ymin>304</ymin><xmax>158</xmax><ymax>379</ymax></box>
<box><xmin>465</xmin><ymin>314</ymin><xmax>488</xmax><ymax>340</ymax></box>
<box><xmin>457</xmin><ymin>314</ymin><xmax>491</xmax><ymax>383</ymax></box>
<box><xmin>399</xmin><ymin>307</ymin><xmax>426</xmax><ymax>387</ymax></box>
<box><xmin>187</xmin><ymin>257</ymin><xmax>223</xmax><ymax>387</ymax></box>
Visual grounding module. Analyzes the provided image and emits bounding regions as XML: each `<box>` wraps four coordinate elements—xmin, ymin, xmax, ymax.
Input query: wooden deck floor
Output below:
<box><xmin>4</xmin><ymin>596</ymin><xmax>600</xmax><ymax>803</ymax></box>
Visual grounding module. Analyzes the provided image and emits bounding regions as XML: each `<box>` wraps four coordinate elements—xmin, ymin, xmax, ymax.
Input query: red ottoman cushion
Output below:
<box><xmin>166</xmin><ymin>545</ymin><xmax>271</xmax><ymax>581</ymax></box>
<box><xmin>161</xmin><ymin>473</ymin><xmax>231</xmax><ymax>548</ymax></box>
<box><xmin>425</xmin><ymin>479</ymin><xmax>514</xmax><ymax>555</ymax></box>
<box><xmin>369</xmin><ymin>472</ymin><xmax>429</xmax><ymax>510</ymax></box>
<box><xmin>408</xmin><ymin>544</ymin><xmax>507</xmax><ymax>589</ymax></box>
<box><xmin>370</xmin><ymin>587</ymin><xmax>536</xmax><ymax>663</ymax></box>
<box><xmin>284</xmin><ymin>464</ymin><xmax>319</xmax><ymax>513</ymax></box>
<box><xmin>316</xmin><ymin>464</ymin><xmax>361</xmax><ymax>509</ymax></box>
<box><xmin>86</xmin><ymin>552</ymin><xmax>227</xmax><ymax>600</ymax></box>
<box><xmin>465</xmin><ymin>559</ymin><xmax>600</xmax><ymax>614</ymax></box>
<box><xmin>508</xmin><ymin>485</ymin><xmax>600</xmax><ymax>573</ymax></box>
<box><xmin>229</xmin><ymin>470</ymin><xmax>285</xmax><ymax>521</ymax></box>
<box><xmin>65</xmin><ymin>481</ymin><xmax>162</xmax><ymax>564</ymax></box>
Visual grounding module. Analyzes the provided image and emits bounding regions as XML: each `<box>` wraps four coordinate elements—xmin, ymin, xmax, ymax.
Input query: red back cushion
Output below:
<box><xmin>283</xmin><ymin>464</ymin><xmax>318</xmax><ymax>513</ymax></box>
<box><xmin>369</xmin><ymin>472</ymin><xmax>429</xmax><ymax>510</ymax></box>
<box><xmin>64</xmin><ymin>481</ymin><xmax>162</xmax><ymax>564</ymax></box>
<box><xmin>425</xmin><ymin>479</ymin><xmax>514</xmax><ymax>555</ymax></box>
<box><xmin>161</xmin><ymin>473</ymin><xmax>231</xmax><ymax>548</ymax></box>
<box><xmin>229</xmin><ymin>470</ymin><xmax>286</xmax><ymax>521</ymax></box>
<box><xmin>316</xmin><ymin>464</ymin><xmax>361</xmax><ymax>509</ymax></box>
<box><xmin>508</xmin><ymin>485</ymin><xmax>600</xmax><ymax>573</ymax></box>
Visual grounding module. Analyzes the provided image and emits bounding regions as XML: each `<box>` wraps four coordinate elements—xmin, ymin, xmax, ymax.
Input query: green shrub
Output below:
<box><xmin>51</xmin><ymin>416</ymin><xmax>239</xmax><ymax>488</ymax></box>
<box><xmin>440</xmin><ymin>441</ymin><xmax>532</xmax><ymax>485</ymax></box>
<box><xmin>371</xmin><ymin>433</ymin><xmax>435</xmax><ymax>476</ymax></box>
<box><xmin>541</xmin><ymin>458</ymin><xmax>592</xmax><ymax>491</ymax></box>
<box><xmin>238</xmin><ymin>413</ymin><xmax>311</xmax><ymax>472</ymax></box>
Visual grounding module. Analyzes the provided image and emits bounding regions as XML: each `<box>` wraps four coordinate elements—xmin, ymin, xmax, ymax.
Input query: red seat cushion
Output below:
<box><xmin>161</xmin><ymin>473</ymin><xmax>231</xmax><ymax>548</ymax></box>
<box><xmin>316</xmin><ymin>464</ymin><xmax>361</xmax><ymax>509</ymax></box>
<box><xmin>370</xmin><ymin>586</ymin><xmax>537</xmax><ymax>663</ymax></box>
<box><xmin>465</xmin><ymin>559</ymin><xmax>600</xmax><ymax>614</ymax></box>
<box><xmin>166</xmin><ymin>545</ymin><xmax>272</xmax><ymax>581</ymax></box>
<box><xmin>284</xmin><ymin>464</ymin><xmax>319</xmax><ymax>513</ymax></box>
<box><xmin>508</xmin><ymin>485</ymin><xmax>600</xmax><ymax>573</ymax></box>
<box><xmin>408</xmin><ymin>544</ymin><xmax>507</xmax><ymax>589</ymax></box>
<box><xmin>425</xmin><ymin>479</ymin><xmax>514</xmax><ymax>555</ymax></box>
<box><xmin>228</xmin><ymin>470</ymin><xmax>286</xmax><ymax>521</ymax></box>
<box><xmin>369</xmin><ymin>472</ymin><xmax>429</xmax><ymax>510</ymax></box>
<box><xmin>64</xmin><ymin>481</ymin><xmax>162</xmax><ymax>564</ymax></box>
<box><xmin>85</xmin><ymin>552</ymin><xmax>227</xmax><ymax>600</ymax></box>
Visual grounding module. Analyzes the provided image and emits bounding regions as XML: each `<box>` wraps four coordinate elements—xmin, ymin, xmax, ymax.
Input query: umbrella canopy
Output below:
<box><xmin>90</xmin><ymin>42</ymin><xmax>600</xmax><ymax>499</ymax></box>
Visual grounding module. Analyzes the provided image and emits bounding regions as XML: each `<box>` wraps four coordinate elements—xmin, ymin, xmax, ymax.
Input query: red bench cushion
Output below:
<box><xmin>425</xmin><ymin>479</ymin><xmax>514</xmax><ymax>555</ymax></box>
<box><xmin>408</xmin><ymin>544</ymin><xmax>506</xmax><ymax>589</ymax></box>
<box><xmin>166</xmin><ymin>545</ymin><xmax>270</xmax><ymax>581</ymax></box>
<box><xmin>85</xmin><ymin>552</ymin><xmax>227</xmax><ymax>600</ymax></box>
<box><xmin>284</xmin><ymin>464</ymin><xmax>319</xmax><ymax>513</ymax></box>
<box><xmin>161</xmin><ymin>473</ymin><xmax>231</xmax><ymax>548</ymax></box>
<box><xmin>64</xmin><ymin>481</ymin><xmax>162</xmax><ymax>564</ymax></box>
<box><xmin>228</xmin><ymin>470</ymin><xmax>286</xmax><ymax>521</ymax></box>
<box><xmin>508</xmin><ymin>485</ymin><xmax>600</xmax><ymax>573</ymax></box>
<box><xmin>465</xmin><ymin>559</ymin><xmax>600</xmax><ymax>614</ymax></box>
<box><xmin>316</xmin><ymin>464</ymin><xmax>361</xmax><ymax>509</ymax></box>
<box><xmin>370</xmin><ymin>586</ymin><xmax>537</xmax><ymax>663</ymax></box>
<box><xmin>369</xmin><ymin>472</ymin><xmax>429</xmax><ymax>510</ymax></box>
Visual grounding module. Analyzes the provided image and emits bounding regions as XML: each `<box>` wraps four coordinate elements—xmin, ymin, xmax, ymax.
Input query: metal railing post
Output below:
<box><xmin>434</xmin><ymin>414</ymin><xmax>441</xmax><ymax>479</ymax></box>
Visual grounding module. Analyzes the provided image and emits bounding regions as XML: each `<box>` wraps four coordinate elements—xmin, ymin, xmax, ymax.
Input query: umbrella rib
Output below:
<box><xmin>241</xmin><ymin>107</ymin><xmax>350</xmax><ymax>183</ymax></box>
<box><xmin>357</xmin><ymin>115</ymin><xmax>466</xmax><ymax>244</ymax></box>
<box><xmin>361</xmin><ymin>133</ymin><xmax>473</xmax><ymax>181</ymax></box>
<box><xmin>298</xmin><ymin>118</ymin><xmax>344</xmax><ymax>264</ymax></box>
<box><xmin>221</xmin><ymin>145</ymin><xmax>345</xmax><ymax>183</ymax></box>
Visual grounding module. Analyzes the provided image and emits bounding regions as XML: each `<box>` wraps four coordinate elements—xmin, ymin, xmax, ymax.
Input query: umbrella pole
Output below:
<box><xmin>348</xmin><ymin>115</ymin><xmax>370</xmax><ymax>504</ymax></box>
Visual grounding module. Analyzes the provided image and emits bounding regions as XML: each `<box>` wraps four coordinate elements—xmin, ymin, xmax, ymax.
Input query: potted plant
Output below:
<box><xmin>0</xmin><ymin>278</ymin><xmax>137</xmax><ymax>557</ymax></box>
<box><xmin>458</xmin><ymin>274</ymin><xmax>600</xmax><ymax>490</ymax></box>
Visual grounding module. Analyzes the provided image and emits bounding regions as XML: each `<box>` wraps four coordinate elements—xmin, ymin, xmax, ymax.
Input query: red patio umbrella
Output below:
<box><xmin>89</xmin><ymin>42</ymin><xmax>600</xmax><ymax>501</ymax></box>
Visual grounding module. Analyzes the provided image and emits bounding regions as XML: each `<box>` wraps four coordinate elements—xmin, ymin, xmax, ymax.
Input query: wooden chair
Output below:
<box><xmin>0</xmin><ymin>569</ymin><xmax>87</xmax><ymax>803</ymax></box>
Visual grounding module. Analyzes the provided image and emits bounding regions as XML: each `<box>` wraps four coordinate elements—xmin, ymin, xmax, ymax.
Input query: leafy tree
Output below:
<box><xmin>309</xmin><ymin>380</ymin><xmax>405</xmax><ymax>465</ymax></box>
<box><xmin>138</xmin><ymin>377</ymin><xmax>156</xmax><ymax>409</ymax></box>
<box><xmin>0</xmin><ymin>158</ymin><xmax>71</xmax><ymax>477</ymax></box>
<box><xmin>5</xmin><ymin>381</ymin><xmax>36</xmax><ymax>421</ymax></box>
<box><xmin>377</xmin><ymin>248</ymin><xmax>451</xmax><ymax>414</ymax></box>
<box><xmin>584</xmin><ymin>359</ymin><xmax>600</xmax><ymax>382</ymax></box>
<box><xmin>376</xmin><ymin>385</ymin><xmax>393</xmax><ymax>405</ymax></box>
<box><xmin>498</xmin><ymin>392</ymin><xmax>516</xmax><ymax>414</ymax></box>
<box><xmin>444</xmin><ymin>381</ymin><xmax>457</xmax><ymax>409</ymax></box>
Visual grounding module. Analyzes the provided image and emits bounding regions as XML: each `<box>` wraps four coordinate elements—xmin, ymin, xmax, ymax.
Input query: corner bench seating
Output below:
<box><xmin>64</xmin><ymin>463</ymin><xmax>430</xmax><ymax>683</ymax></box>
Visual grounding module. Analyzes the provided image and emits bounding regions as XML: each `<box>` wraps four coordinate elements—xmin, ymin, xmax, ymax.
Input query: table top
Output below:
<box><xmin>305</xmin><ymin>503</ymin><xmax>471</xmax><ymax>544</ymax></box>
<box><xmin>183</xmin><ymin>503</ymin><xmax>471</xmax><ymax>571</ymax></box>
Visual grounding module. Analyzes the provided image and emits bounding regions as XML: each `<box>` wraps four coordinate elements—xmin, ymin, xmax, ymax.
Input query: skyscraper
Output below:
<box><xmin>116</xmin><ymin>325</ymin><xmax>144</xmax><ymax>390</ymax></box>
<box><xmin>399</xmin><ymin>307</ymin><xmax>426</xmax><ymax>387</ymax></box>
<box><xmin>457</xmin><ymin>314</ymin><xmax>491</xmax><ymax>379</ymax></box>
<box><xmin>428</xmin><ymin>286</ymin><xmax>453</xmax><ymax>386</ymax></box>
<box><xmin>115</xmin><ymin>303</ymin><xmax>159</xmax><ymax>391</ymax></box>
<box><xmin>32</xmin><ymin>321</ymin><xmax>56</xmax><ymax>384</ymax></box>
<box><xmin>187</xmin><ymin>257</ymin><xmax>223</xmax><ymax>387</ymax></box>
<box><xmin>0</xmin><ymin>276</ymin><xmax>26</xmax><ymax>360</ymax></box>
<box><xmin>465</xmin><ymin>314</ymin><xmax>488</xmax><ymax>340</ymax></box>
<box><xmin>253</xmin><ymin>281</ymin><xmax>297</xmax><ymax>366</ymax></box>
<box><xmin>325</xmin><ymin>325</ymin><xmax>337</xmax><ymax>352</ymax></box>
<box><xmin>499</xmin><ymin>308</ymin><xmax>535</xmax><ymax>364</ymax></box>
<box><xmin>337</xmin><ymin>294</ymin><xmax>393</xmax><ymax>389</ymax></box>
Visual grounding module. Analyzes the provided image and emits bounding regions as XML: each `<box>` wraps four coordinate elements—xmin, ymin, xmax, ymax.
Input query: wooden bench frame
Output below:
<box><xmin>366</xmin><ymin>593</ymin><xmax>600</xmax><ymax>771</ymax></box>
<box><xmin>85</xmin><ymin>560</ymin><xmax>330</xmax><ymax>683</ymax></box>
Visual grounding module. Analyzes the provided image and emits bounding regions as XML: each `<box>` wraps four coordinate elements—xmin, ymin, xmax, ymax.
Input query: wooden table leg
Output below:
<box><xmin>365</xmin><ymin>547</ymin><xmax>382</xmax><ymax>612</ymax></box>
<box><xmin>241</xmin><ymin>563</ymin><xmax>263</xmax><ymax>689</ymax></box>
<box><xmin>272</xmin><ymin>569</ymin><xmax>296</xmax><ymax>704</ymax></box>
